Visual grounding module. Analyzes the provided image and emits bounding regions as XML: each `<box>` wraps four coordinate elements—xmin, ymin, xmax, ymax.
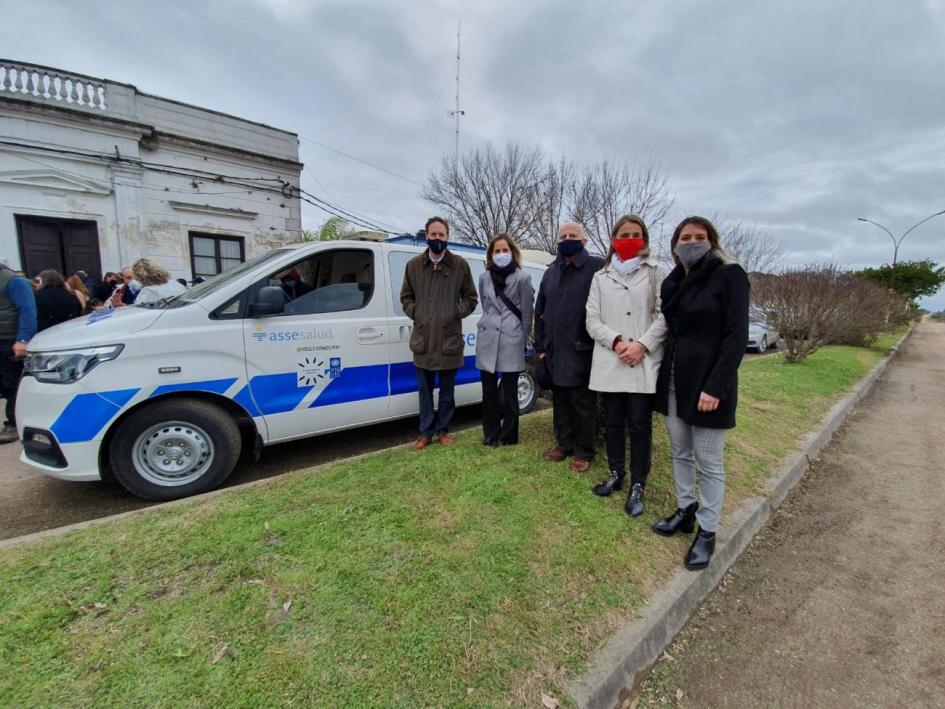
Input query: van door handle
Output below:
<box><xmin>399</xmin><ymin>325</ymin><xmax>412</xmax><ymax>340</ymax></box>
<box><xmin>357</xmin><ymin>327</ymin><xmax>384</xmax><ymax>343</ymax></box>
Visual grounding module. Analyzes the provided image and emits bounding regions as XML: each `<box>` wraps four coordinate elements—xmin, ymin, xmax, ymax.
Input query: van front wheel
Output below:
<box><xmin>109</xmin><ymin>399</ymin><xmax>241</xmax><ymax>501</ymax></box>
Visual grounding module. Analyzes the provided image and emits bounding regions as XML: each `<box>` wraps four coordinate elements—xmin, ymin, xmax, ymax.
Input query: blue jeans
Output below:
<box><xmin>416</xmin><ymin>368</ymin><xmax>457</xmax><ymax>437</ymax></box>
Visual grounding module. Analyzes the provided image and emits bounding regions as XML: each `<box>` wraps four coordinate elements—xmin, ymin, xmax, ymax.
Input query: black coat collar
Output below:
<box><xmin>662</xmin><ymin>254</ymin><xmax>722</xmax><ymax>317</ymax></box>
<box><xmin>554</xmin><ymin>248</ymin><xmax>591</xmax><ymax>269</ymax></box>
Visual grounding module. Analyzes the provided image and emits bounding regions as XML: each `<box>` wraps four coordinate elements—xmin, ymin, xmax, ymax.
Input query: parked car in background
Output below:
<box><xmin>747</xmin><ymin>320</ymin><xmax>779</xmax><ymax>352</ymax></box>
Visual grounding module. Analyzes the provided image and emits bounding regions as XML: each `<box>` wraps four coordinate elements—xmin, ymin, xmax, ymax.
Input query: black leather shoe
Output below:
<box><xmin>624</xmin><ymin>483</ymin><xmax>645</xmax><ymax>517</ymax></box>
<box><xmin>592</xmin><ymin>470</ymin><xmax>625</xmax><ymax>497</ymax></box>
<box><xmin>684</xmin><ymin>528</ymin><xmax>716</xmax><ymax>570</ymax></box>
<box><xmin>651</xmin><ymin>502</ymin><xmax>698</xmax><ymax>537</ymax></box>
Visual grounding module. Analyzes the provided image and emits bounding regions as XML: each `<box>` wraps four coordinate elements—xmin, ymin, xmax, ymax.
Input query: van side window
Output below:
<box><xmin>264</xmin><ymin>249</ymin><xmax>375</xmax><ymax>316</ymax></box>
<box><xmin>388</xmin><ymin>251</ymin><xmax>413</xmax><ymax>317</ymax></box>
<box><xmin>467</xmin><ymin>257</ymin><xmax>485</xmax><ymax>314</ymax></box>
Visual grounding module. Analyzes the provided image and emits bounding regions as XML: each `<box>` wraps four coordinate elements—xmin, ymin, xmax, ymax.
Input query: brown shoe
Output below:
<box><xmin>411</xmin><ymin>436</ymin><xmax>431</xmax><ymax>451</ymax></box>
<box><xmin>570</xmin><ymin>458</ymin><xmax>590</xmax><ymax>473</ymax></box>
<box><xmin>438</xmin><ymin>433</ymin><xmax>455</xmax><ymax>446</ymax></box>
<box><xmin>543</xmin><ymin>448</ymin><xmax>568</xmax><ymax>462</ymax></box>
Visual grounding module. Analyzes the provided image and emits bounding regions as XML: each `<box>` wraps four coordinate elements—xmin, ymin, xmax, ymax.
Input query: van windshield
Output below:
<box><xmin>149</xmin><ymin>249</ymin><xmax>294</xmax><ymax>309</ymax></box>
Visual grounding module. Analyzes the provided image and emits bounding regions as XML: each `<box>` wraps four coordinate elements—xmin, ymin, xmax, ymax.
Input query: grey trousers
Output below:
<box><xmin>664</xmin><ymin>376</ymin><xmax>727</xmax><ymax>533</ymax></box>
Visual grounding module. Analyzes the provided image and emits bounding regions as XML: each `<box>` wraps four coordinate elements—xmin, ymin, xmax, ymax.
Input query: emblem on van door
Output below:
<box><xmin>297</xmin><ymin>357</ymin><xmax>327</xmax><ymax>386</ymax></box>
<box><xmin>297</xmin><ymin>356</ymin><xmax>343</xmax><ymax>387</ymax></box>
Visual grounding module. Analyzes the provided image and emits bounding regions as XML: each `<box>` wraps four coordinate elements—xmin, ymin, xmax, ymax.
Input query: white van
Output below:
<box><xmin>17</xmin><ymin>239</ymin><xmax>546</xmax><ymax>501</ymax></box>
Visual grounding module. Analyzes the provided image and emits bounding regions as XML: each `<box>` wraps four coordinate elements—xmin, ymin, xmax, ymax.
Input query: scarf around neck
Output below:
<box><xmin>610</xmin><ymin>254</ymin><xmax>641</xmax><ymax>278</ymax></box>
<box><xmin>489</xmin><ymin>261</ymin><xmax>517</xmax><ymax>293</ymax></box>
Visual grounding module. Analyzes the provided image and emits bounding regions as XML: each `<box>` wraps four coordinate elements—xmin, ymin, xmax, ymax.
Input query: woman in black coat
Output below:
<box><xmin>35</xmin><ymin>269</ymin><xmax>83</xmax><ymax>331</ymax></box>
<box><xmin>651</xmin><ymin>216</ymin><xmax>749</xmax><ymax>571</ymax></box>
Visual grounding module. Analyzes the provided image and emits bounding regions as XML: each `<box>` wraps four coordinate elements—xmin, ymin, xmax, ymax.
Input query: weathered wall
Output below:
<box><xmin>0</xmin><ymin>62</ymin><xmax>301</xmax><ymax>280</ymax></box>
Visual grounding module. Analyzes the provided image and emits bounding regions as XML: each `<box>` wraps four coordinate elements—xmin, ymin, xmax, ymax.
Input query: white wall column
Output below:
<box><xmin>108</xmin><ymin>164</ymin><xmax>144</xmax><ymax>270</ymax></box>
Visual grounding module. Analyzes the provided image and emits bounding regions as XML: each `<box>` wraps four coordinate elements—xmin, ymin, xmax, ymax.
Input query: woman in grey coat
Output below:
<box><xmin>475</xmin><ymin>234</ymin><xmax>535</xmax><ymax>446</ymax></box>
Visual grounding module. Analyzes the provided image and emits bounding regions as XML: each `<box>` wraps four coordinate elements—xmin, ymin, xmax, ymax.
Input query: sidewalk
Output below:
<box><xmin>638</xmin><ymin>321</ymin><xmax>945</xmax><ymax>706</ymax></box>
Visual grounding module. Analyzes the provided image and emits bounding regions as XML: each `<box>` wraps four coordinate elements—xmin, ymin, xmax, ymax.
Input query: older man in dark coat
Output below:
<box><xmin>534</xmin><ymin>221</ymin><xmax>605</xmax><ymax>471</ymax></box>
<box><xmin>400</xmin><ymin>216</ymin><xmax>478</xmax><ymax>450</ymax></box>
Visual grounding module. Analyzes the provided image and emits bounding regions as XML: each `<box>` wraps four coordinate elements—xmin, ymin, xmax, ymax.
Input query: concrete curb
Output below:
<box><xmin>568</xmin><ymin>328</ymin><xmax>915</xmax><ymax>709</ymax></box>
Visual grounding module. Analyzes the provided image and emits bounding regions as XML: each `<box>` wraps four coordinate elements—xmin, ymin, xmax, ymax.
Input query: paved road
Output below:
<box><xmin>638</xmin><ymin>321</ymin><xmax>945</xmax><ymax>707</ymax></box>
<box><xmin>0</xmin><ymin>402</ymin><xmax>541</xmax><ymax>541</ymax></box>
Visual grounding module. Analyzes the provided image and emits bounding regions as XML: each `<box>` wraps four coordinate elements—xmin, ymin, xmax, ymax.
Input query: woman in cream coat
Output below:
<box><xmin>586</xmin><ymin>214</ymin><xmax>668</xmax><ymax>517</ymax></box>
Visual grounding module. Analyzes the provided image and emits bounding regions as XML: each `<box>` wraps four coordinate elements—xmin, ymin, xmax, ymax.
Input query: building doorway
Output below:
<box><xmin>15</xmin><ymin>215</ymin><xmax>102</xmax><ymax>279</ymax></box>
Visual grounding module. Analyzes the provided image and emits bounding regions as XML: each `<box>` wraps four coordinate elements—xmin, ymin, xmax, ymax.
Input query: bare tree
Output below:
<box><xmin>752</xmin><ymin>264</ymin><xmax>904</xmax><ymax>362</ymax></box>
<box><xmin>422</xmin><ymin>143</ymin><xmax>675</xmax><ymax>254</ymax></box>
<box><xmin>709</xmin><ymin>215</ymin><xmax>785</xmax><ymax>274</ymax></box>
<box><xmin>525</xmin><ymin>157</ymin><xmax>575</xmax><ymax>253</ymax></box>
<box><xmin>422</xmin><ymin>143</ymin><xmax>544</xmax><ymax>247</ymax></box>
<box><xmin>578</xmin><ymin>159</ymin><xmax>674</xmax><ymax>254</ymax></box>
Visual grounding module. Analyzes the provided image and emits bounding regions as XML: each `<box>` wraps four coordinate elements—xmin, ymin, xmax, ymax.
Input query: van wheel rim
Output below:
<box><xmin>517</xmin><ymin>374</ymin><xmax>534</xmax><ymax>408</ymax></box>
<box><xmin>133</xmin><ymin>421</ymin><xmax>214</xmax><ymax>486</ymax></box>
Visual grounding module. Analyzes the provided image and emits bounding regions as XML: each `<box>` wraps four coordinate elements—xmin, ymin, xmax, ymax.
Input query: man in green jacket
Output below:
<box><xmin>400</xmin><ymin>217</ymin><xmax>478</xmax><ymax>450</ymax></box>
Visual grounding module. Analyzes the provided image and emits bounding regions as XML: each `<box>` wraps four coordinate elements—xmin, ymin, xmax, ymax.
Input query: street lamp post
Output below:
<box><xmin>857</xmin><ymin>209</ymin><xmax>945</xmax><ymax>290</ymax></box>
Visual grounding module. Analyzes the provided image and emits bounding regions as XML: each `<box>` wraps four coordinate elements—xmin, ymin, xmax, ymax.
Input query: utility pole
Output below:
<box><xmin>449</xmin><ymin>20</ymin><xmax>465</xmax><ymax>166</ymax></box>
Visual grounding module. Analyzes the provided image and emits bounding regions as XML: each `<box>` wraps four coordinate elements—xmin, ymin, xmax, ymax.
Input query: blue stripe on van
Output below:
<box><xmin>389</xmin><ymin>356</ymin><xmax>479</xmax><ymax>396</ymax></box>
<box><xmin>310</xmin><ymin>363</ymin><xmax>389</xmax><ymax>408</ymax></box>
<box><xmin>456</xmin><ymin>355</ymin><xmax>479</xmax><ymax>385</ymax></box>
<box><xmin>233</xmin><ymin>384</ymin><xmax>263</xmax><ymax>417</ymax></box>
<box><xmin>51</xmin><ymin>388</ymin><xmax>140</xmax><ymax>444</ymax></box>
<box><xmin>150</xmin><ymin>378</ymin><xmax>238</xmax><ymax>398</ymax></box>
<box><xmin>249</xmin><ymin>373</ymin><xmax>313</xmax><ymax>415</ymax></box>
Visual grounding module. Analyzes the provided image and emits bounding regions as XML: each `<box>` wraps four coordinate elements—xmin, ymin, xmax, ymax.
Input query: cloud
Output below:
<box><xmin>3</xmin><ymin>0</ymin><xmax>944</xmax><ymax>304</ymax></box>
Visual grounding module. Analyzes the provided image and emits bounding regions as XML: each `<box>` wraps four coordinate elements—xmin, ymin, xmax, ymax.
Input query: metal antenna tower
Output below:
<box><xmin>449</xmin><ymin>20</ymin><xmax>465</xmax><ymax>165</ymax></box>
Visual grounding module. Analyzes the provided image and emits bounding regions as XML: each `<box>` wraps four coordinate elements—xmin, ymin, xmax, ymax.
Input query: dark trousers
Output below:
<box><xmin>416</xmin><ymin>367</ymin><xmax>457</xmax><ymax>437</ymax></box>
<box><xmin>0</xmin><ymin>339</ymin><xmax>23</xmax><ymax>427</ymax></box>
<box><xmin>602</xmin><ymin>392</ymin><xmax>655</xmax><ymax>486</ymax></box>
<box><xmin>480</xmin><ymin>370</ymin><xmax>520</xmax><ymax>444</ymax></box>
<box><xmin>551</xmin><ymin>384</ymin><xmax>597</xmax><ymax>461</ymax></box>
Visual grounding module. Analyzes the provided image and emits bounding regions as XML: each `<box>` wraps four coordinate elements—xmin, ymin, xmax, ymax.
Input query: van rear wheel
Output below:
<box><xmin>109</xmin><ymin>399</ymin><xmax>241</xmax><ymax>501</ymax></box>
<box><xmin>517</xmin><ymin>371</ymin><xmax>537</xmax><ymax>414</ymax></box>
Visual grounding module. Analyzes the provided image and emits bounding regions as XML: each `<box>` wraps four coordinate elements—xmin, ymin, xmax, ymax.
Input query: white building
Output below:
<box><xmin>0</xmin><ymin>59</ymin><xmax>302</xmax><ymax>284</ymax></box>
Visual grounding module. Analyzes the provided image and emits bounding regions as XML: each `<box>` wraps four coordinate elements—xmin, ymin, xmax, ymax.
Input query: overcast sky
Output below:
<box><xmin>5</xmin><ymin>0</ymin><xmax>945</xmax><ymax>307</ymax></box>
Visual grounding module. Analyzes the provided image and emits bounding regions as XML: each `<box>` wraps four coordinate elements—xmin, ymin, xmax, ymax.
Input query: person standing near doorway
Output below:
<box><xmin>0</xmin><ymin>263</ymin><xmax>37</xmax><ymax>444</ymax></box>
<box><xmin>400</xmin><ymin>216</ymin><xmax>478</xmax><ymax>450</ymax></box>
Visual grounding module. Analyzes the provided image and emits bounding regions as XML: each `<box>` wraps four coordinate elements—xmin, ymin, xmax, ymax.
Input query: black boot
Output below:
<box><xmin>651</xmin><ymin>502</ymin><xmax>698</xmax><ymax>537</ymax></box>
<box><xmin>624</xmin><ymin>483</ymin><xmax>645</xmax><ymax>517</ymax></box>
<box><xmin>592</xmin><ymin>470</ymin><xmax>625</xmax><ymax>497</ymax></box>
<box><xmin>684</xmin><ymin>528</ymin><xmax>716</xmax><ymax>570</ymax></box>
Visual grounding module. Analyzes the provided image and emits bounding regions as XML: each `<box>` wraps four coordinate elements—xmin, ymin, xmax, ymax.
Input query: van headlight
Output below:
<box><xmin>24</xmin><ymin>345</ymin><xmax>124</xmax><ymax>384</ymax></box>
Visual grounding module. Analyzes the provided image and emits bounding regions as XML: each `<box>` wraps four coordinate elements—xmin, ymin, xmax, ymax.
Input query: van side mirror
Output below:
<box><xmin>248</xmin><ymin>286</ymin><xmax>286</xmax><ymax>317</ymax></box>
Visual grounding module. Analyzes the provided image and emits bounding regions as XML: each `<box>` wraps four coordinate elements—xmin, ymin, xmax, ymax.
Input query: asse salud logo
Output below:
<box><xmin>252</xmin><ymin>326</ymin><xmax>334</xmax><ymax>343</ymax></box>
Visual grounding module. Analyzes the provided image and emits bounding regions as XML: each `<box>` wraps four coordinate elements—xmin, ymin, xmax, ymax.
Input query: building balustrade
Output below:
<box><xmin>0</xmin><ymin>59</ymin><xmax>107</xmax><ymax>110</ymax></box>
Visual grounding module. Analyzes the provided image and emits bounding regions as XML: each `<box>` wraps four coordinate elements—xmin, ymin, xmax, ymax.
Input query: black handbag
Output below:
<box><xmin>533</xmin><ymin>355</ymin><xmax>553</xmax><ymax>390</ymax></box>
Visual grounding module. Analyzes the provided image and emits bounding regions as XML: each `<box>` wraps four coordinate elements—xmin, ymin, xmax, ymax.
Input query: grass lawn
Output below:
<box><xmin>0</xmin><ymin>332</ymin><xmax>906</xmax><ymax>707</ymax></box>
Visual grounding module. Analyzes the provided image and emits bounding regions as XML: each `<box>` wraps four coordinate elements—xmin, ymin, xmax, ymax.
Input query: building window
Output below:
<box><xmin>189</xmin><ymin>232</ymin><xmax>245</xmax><ymax>279</ymax></box>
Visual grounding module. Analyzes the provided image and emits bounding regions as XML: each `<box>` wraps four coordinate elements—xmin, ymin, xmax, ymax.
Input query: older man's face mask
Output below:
<box><xmin>557</xmin><ymin>229</ymin><xmax>585</xmax><ymax>257</ymax></box>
